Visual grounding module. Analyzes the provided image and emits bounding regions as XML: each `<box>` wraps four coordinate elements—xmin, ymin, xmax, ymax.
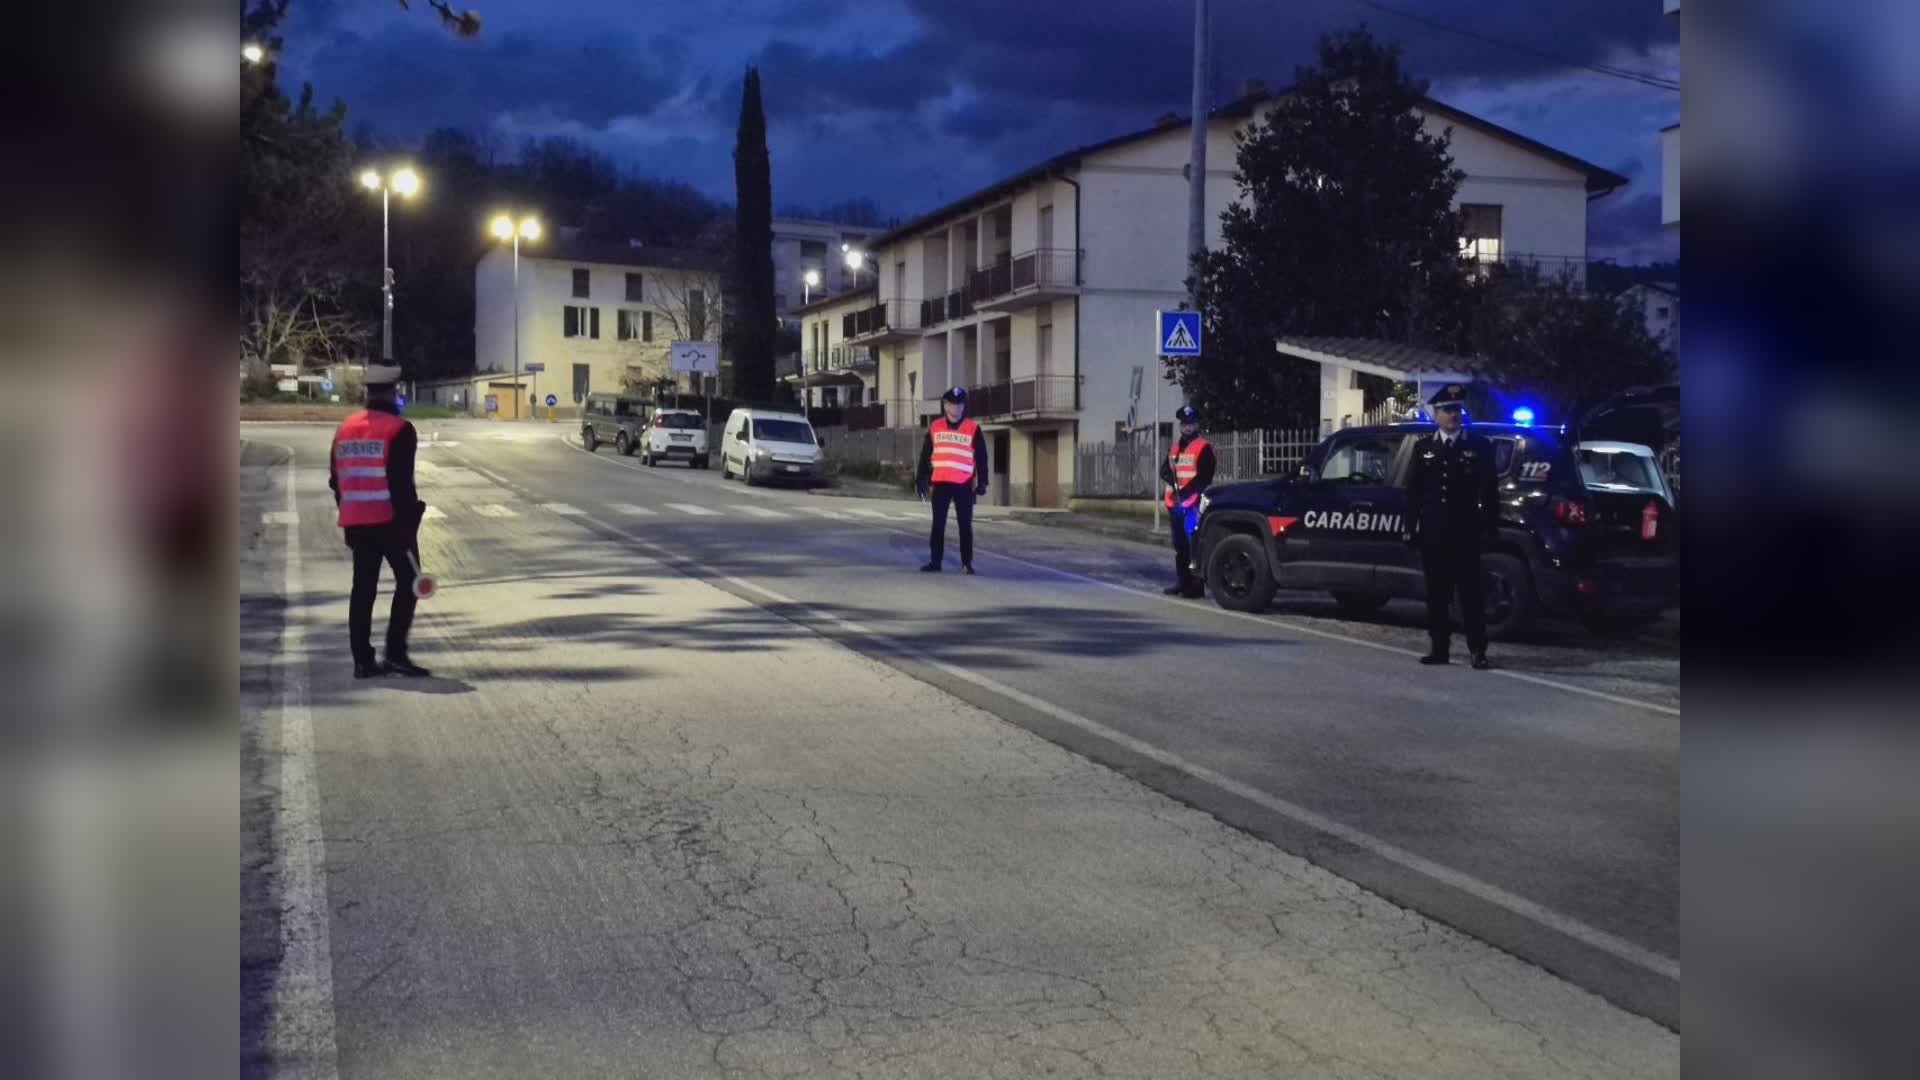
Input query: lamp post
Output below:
<box><xmin>801</xmin><ymin>269</ymin><xmax>821</xmax><ymax>417</ymax></box>
<box><xmin>360</xmin><ymin>166</ymin><xmax>421</xmax><ymax>374</ymax></box>
<box><xmin>489</xmin><ymin>213</ymin><xmax>542</xmax><ymax>420</ymax></box>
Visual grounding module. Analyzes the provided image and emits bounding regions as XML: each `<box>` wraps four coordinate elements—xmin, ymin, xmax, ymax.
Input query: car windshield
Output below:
<box><xmin>656</xmin><ymin>413</ymin><xmax>701</xmax><ymax>429</ymax></box>
<box><xmin>752</xmin><ymin>419</ymin><xmax>814</xmax><ymax>443</ymax></box>
<box><xmin>1577</xmin><ymin>448</ymin><xmax>1661</xmax><ymax>492</ymax></box>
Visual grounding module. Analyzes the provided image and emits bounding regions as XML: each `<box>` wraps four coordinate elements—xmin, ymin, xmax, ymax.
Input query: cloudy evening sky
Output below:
<box><xmin>275</xmin><ymin>0</ymin><xmax>1680</xmax><ymax>264</ymax></box>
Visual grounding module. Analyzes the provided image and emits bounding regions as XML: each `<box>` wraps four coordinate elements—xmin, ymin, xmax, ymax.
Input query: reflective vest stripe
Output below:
<box><xmin>333</xmin><ymin>409</ymin><xmax>406</xmax><ymax>526</ymax></box>
<box><xmin>1165</xmin><ymin>436</ymin><xmax>1211</xmax><ymax>508</ymax></box>
<box><xmin>929</xmin><ymin>418</ymin><xmax>978</xmax><ymax>484</ymax></box>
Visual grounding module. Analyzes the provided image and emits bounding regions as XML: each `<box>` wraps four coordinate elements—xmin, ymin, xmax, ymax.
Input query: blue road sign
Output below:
<box><xmin>523</xmin><ymin>362</ymin><xmax>546</xmax><ymax>373</ymax></box>
<box><xmin>545</xmin><ymin>393</ymin><xmax>558</xmax><ymax>407</ymax></box>
<box><xmin>1157</xmin><ymin>310</ymin><xmax>1201</xmax><ymax>357</ymax></box>
<box><xmin>321</xmin><ymin>378</ymin><xmax>334</xmax><ymax>392</ymax></box>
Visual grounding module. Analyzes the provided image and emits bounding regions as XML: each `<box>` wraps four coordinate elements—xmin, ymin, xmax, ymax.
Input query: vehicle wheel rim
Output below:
<box><xmin>1219</xmin><ymin>550</ymin><xmax>1255</xmax><ymax>599</ymax></box>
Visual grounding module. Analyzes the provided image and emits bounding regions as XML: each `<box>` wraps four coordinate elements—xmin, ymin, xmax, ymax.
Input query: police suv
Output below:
<box><xmin>1189</xmin><ymin>420</ymin><xmax>1678</xmax><ymax>638</ymax></box>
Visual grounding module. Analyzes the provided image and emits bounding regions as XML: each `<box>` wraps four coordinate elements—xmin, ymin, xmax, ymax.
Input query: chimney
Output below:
<box><xmin>1238</xmin><ymin>78</ymin><xmax>1267</xmax><ymax>100</ymax></box>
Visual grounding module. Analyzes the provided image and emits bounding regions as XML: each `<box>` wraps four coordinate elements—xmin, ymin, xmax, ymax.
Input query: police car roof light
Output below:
<box><xmin>1511</xmin><ymin>406</ymin><xmax>1536</xmax><ymax>426</ymax></box>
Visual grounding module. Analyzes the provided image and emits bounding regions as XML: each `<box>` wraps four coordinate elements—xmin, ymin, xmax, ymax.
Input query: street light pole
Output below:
<box><xmin>381</xmin><ymin>183</ymin><xmax>393</xmax><ymax>362</ymax></box>
<box><xmin>511</xmin><ymin>229</ymin><xmax>521</xmax><ymax>420</ymax></box>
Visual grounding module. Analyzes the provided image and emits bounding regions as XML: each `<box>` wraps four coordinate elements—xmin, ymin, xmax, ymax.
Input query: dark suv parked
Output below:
<box><xmin>580</xmin><ymin>393</ymin><xmax>651</xmax><ymax>456</ymax></box>
<box><xmin>1190</xmin><ymin>422</ymin><xmax>1679</xmax><ymax>639</ymax></box>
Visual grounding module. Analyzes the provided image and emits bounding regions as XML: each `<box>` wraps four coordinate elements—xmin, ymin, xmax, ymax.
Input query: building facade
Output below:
<box><xmin>772</xmin><ymin>218</ymin><xmax>878</xmax><ymax>323</ymax></box>
<box><xmin>835</xmin><ymin>89</ymin><xmax>1626</xmax><ymax>507</ymax></box>
<box><xmin>474</xmin><ymin>234</ymin><xmax>725</xmax><ymax>417</ymax></box>
<box><xmin>790</xmin><ymin>285</ymin><xmax>881</xmax><ymax>413</ymax></box>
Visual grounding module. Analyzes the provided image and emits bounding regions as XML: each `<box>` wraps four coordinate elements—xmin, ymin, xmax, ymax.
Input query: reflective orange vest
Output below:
<box><xmin>332</xmin><ymin>409</ymin><xmax>407</xmax><ymax>527</ymax></box>
<box><xmin>1165</xmin><ymin>435</ymin><xmax>1211</xmax><ymax>509</ymax></box>
<box><xmin>928</xmin><ymin>417</ymin><xmax>979</xmax><ymax>485</ymax></box>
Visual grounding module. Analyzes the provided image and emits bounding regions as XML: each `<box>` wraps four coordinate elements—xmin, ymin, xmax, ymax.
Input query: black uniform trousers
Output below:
<box><xmin>1419</xmin><ymin>525</ymin><xmax>1488</xmax><ymax>657</ymax></box>
<box><xmin>928</xmin><ymin>482</ymin><xmax>976</xmax><ymax>567</ymax></box>
<box><xmin>1169</xmin><ymin>501</ymin><xmax>1199</xmax><ymax>589</ymax></box>
<box><xmin>345</xmin><ymin>521</ymin><xmax>418</xmax><ymax>667</ymax></box>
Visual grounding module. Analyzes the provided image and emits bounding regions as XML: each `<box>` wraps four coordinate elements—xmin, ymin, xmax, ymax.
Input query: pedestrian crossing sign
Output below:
<box><xmin>1157</xmin><ymin>310</ymin><xmax>1201</xmax><ymax>357</ymax></box>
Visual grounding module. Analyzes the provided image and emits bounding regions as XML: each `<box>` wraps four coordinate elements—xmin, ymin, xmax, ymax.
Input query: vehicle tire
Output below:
<box><xmin>1206</xmin><ymin>533</ymin><xmax>1276</xmax><ymax>614</ymax></box>
<box><xmin>742</xmin><ymin>463</ymin><xmax>757</xmax><ymax>487</ymax></box>
<box><xmin>615</xmin><ymin>433</ymin><xmax>634</xmax><ymax>457</ymax></box>
<box><xmin>582</xmin><ymin>426</ymin><xmax>598</xmax><ymax>452</ymax></box>
<box><xmin>1331</xmin><ymin>590</ymin><xmax>1390</xmax><ymax>615</ymax></box>
<box><xmin>1459</xmin><ymin>552</ymin><xmax>1534</xmax><ymax>641</ymax></box>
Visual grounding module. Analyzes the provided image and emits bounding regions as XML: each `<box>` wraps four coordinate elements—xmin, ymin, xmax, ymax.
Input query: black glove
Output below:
<box><xmin>915</xmin><ymin>480</ymin><xmax>929</xmax><ymax>499</ymax></box>
<box><xmin>975</xmin><ymin>479</ymin><xmax>988</xmax><ymax>497</ymax></box>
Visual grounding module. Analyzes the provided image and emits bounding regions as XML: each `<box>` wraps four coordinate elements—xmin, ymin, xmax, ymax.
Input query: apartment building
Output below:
<box><xmin>772</xmin><ymin>217</ymin><xmax>878</xmax><ymax>322</ymax></box>
<box><xmin>789</xmin><ymin>285</ymin><xmax>880</xmax><ymax>410</ymax></box>
<box><xmin>474</xmin><ymin>233</ymin><xmax>726</xmax><ymax>415</ymax></box>
<box><xmin>838</xmin><ymin>85</ymin><xmax>1627</xmax><ymax>507</ymax></box>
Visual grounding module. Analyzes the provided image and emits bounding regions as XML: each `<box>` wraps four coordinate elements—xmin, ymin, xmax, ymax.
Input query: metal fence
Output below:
<box><xmin>815</xmin><ymin>426</ymin><xmax>923</xmax><ymax>472</ymax></box>
<box><xmin>1074</xmin><ymin>427</ymin><xmax>1321</xmax><ymax>497</ymax></box>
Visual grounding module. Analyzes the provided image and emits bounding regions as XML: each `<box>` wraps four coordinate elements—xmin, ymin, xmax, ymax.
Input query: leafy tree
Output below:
<box><xmin>1469</xmin><ymin>267</ymin><xmax>1674</xmax><ymax>421</ymax></box>
<box><xmin>1174</xmin><ymin>26</ymin><xmax>1479</xmax><ymax>428</ymax></box>
<box><xmin>731</xmin><ymin>67</ymin><xmax>777</xmax><ymax>402</ymax></box>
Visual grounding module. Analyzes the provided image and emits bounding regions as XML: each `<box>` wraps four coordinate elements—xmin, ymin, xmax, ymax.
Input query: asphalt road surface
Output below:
<box><xmin>242</xmin><ymin>419</ymin><xmax>1679</xmax><ymax>1079</ymax></box>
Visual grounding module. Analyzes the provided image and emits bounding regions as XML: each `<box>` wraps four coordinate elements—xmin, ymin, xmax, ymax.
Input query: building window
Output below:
<box><xmin>643</xmin><ymin>310</ymin><xmax>653</xmax><ymax>342</ymax></box>
<box><xmin>564</xmin><ymin>305</ymin><xmax>599</xmax><ymax>339</ymax></box>
<box><xmin>625</xmin><ymin>272</ymin><xmax>643</xmax><ymax>301</ymax></box>
<box><xmin>618</xmin><ymin>309</ymin><xmax>649</xmax><ymax>341</ymax></box>
<box><xmin>688</xmin><ymin>289</ymin><xmax>706</xmax><ymax>340</ymax></box>
<box><xmin>1460</xmin><ymin>205</ymin><xmax>1502</xmax><ymax>264</ymax></box>
<box><xmin>572</xmin><ymin>268</ymin><xmax>591</xmax><ymax>298</ymax></box>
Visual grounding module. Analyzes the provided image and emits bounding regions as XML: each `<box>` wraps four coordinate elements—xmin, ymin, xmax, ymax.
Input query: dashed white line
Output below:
<box><xmin>421</xmin><ymin>505</ymin><xmax>447</xmax><ymax>520</ymax></box>
<box><xmin>541</xmin><ymin>502</ymin><xmax>586</xmax><ymax>516</ymax></box>
<box><xmin>729</xmin><ymin>505</ymin><xmax>788</xmax><ymax>518</ymax></box>
<box><xmin>667</xmin><ymin>503</ymin><xmax>720</xmax><ymax>517</ymax></box>
<box><xmin>610</xmin><ymin>503</ymin><xmax>657</xmax><ymax>517</ymax></box>
<box><xmin>474</xmin><ymin>504</ymin><xmax>518</xmax><ymax>518</ymax></box>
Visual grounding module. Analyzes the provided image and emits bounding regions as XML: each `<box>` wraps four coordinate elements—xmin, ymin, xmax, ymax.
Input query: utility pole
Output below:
<box><xmin>1186</xmin><ymin>0</ymin><xmax>1209</xmax><ymax>298</ymax></box>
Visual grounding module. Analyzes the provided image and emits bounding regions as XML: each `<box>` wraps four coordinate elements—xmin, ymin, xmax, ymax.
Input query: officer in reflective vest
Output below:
<box><xmin>1159</xmin><ymin>404</ymin><xmax>1216</xmax><ymax>597</ymax></box>
<box><xmin>329</xmin><ymin>367</ymin><xmax>430</xmax><ymax>679</ymax></box>
<box><xmin>914</xmin><ymin>386</ymin><xmax>989</xmax><ymax>574</ymax></box>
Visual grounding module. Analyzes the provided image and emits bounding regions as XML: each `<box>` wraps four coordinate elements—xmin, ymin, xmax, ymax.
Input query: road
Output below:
<box><xmin>242</xmin><ymin>419</ymin><xmax>1679</xmax><ymax>1078</ymax></box>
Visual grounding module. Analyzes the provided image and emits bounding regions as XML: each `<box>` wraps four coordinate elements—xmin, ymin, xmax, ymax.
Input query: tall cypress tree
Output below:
<box><xmin>731</xmin><ymin>66</ymin><xmax>776</xmax><ymax>402</ymax></box>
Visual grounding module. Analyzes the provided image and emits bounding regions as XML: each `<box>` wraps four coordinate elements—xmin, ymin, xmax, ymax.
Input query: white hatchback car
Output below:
<box><xmin>718</xmin><ymin>408</ymin><xmax>822</xmax><ymax>486</ymax></box>
<box><xmin>640</xmin><ymin>408</ymin><xmax>711</xmax><ymax>469</ymax></box>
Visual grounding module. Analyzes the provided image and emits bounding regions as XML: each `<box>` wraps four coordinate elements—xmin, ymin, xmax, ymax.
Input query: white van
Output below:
<box><xmin>640</xmin><ymin>407</ymin><xmax>711</xmax><ymax>469</ymax></box>
<box><xmin>719</xmin><ymin>408</ymin><xmax>822</xmax><ymax>487</ymax></box>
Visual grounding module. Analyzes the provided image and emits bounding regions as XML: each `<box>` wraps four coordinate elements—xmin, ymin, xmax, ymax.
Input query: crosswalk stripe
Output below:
<box><xmin>666</xmin><ymin>503</ymin><xmax>719</xmax><ymax>517</ymax></box>
<box><xmin>610</xmin><ymin>503</ymin><xmax>656</xmax><ymax>517</ymax></box>
<box><xmin>475</xmin><ymin>504</ymin><xmax>518</xmax><ymax>518</ymax></box>
<box><xmin>421</xmin><ymin>505</ymin><xmax>447</xmax><ymax>520</ymax></box>
<box><xmin>848</xmin><ymin>507</ymin><xmax>893</xmax><ymax>519</ymax></box>
<box><xmin>542</xmin><ymin>502</ymin><xmax>585</xmax><ymax>516</ymax></box>
<box><xmin>801</xmin><ymin>507</ymin><xmax>849</xmax><ymax>520</ymax></box>
<box><xmin>729</xmin><ymin>505</ymin><xmax>788</xmax><ymax>518</ymax></box>
<box><xmin>263</xmin><ymin>510</ymin><xmax>298</xmax><ymax>525</ymax></box>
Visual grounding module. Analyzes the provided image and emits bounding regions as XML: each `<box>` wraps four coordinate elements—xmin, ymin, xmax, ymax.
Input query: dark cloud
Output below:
<box><xmin>1589</xmin><ymin>192</ymin><xmax>1679</xmax><ymax>265</ymax></box>
<box><xmin>745</xmin><ymin>37</ymin><xmax>961</xmax><ymax>120</ymax></box>
<box><xmin>940</xmin><ymin>99</ymin><xmax>1043</xmax><ymax>141</ymax></box>
<box><xmin>291</xmin><ymin>21</ymin><xmax>684</xmax><ymax>137</ymax></box>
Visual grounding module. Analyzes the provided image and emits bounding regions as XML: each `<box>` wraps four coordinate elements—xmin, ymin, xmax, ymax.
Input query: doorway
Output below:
<box><xmin>1032</xmin><ymin>431</ymin><xmax>1060</xmax><ymax>507</ymax></box>
<box><xmin>992</xmin><ymin>430</ymin><xmax>1011</xmax><ymax>505</ymax></box>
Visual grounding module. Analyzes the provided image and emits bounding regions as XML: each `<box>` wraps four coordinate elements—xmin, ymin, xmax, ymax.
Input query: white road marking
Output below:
<box><xmin>474</xmin><ymin>504</ymin><xmax>518</xmax><ymax>518</ymax></box>
<box><xmin>729</xmin><ymin>505</ymin><xmax>788</xmax><ymax>518</ymax></box>
<box><xmin>412</xmin><ymin>459</ymin><xmax>440</xmax><ymax>473</ymax></box>
<box><xmin>610</xmin><ymin>503</ymin><xmax>656</xmax><ymax>517</ymax></box>
<box><xmin>667</xmin><ymin>503</ymin><xmax>719</xmax><ymax>517</ymax></box>
<box><xmin>563</xmin><ymin>504</ymin><xmax>1681</xmax><ymax>987</ymax></box>
<box><xmin>264</xmin><ymin>510</ymin><xmax>299</xmax><ymax>525</ymax></box>
<box><xmin>421</xmin><ymin>505</ymin><xmax>447</xmax><ymax>520</ymax></box>
<box><xmin>847</xmin><ymin>507</ymin><xmax>893</xmax><ymax>519</ymax></box>
<box><xmin>468</xmin><ymin>465</ymin><xmax>512</xmax><ymax>487</ymax></box>
<box><xmin>541</xmin><ymin>502</ymin><xmax>586</xmax><ymax>516</ymax></box>
<box><xmin>266</xmin><ymin>454</ymin><xmax>342</xmax><ymax>1078</ymax></box>
<box><xmin>800</xmin><ymin>507</ymin><xmax>850</xmax><ymax>520</ymax></box>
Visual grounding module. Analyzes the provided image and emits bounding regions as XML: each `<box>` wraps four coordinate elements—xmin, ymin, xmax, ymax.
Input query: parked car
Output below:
<box><xmin>1580</xmin><ymin>383</ymin><xmax>1680</xmax><ymax>502</ymax></box>
<box><xmin>1190</xmin><ymin>421</ymin><xmax>1679</xmax><ymax>639</ymax></box>
<box><xmin>719</xmin><ymin>408</ymin><xmax>822</xmax><ymax>487</ymax></box>
<box><xmin>580</xmin><ymin>393</ymin><xmax>651</xmax><ymax>456</ymax></box>
<box><xmin>641</xmin><ymin>408</ymin><xmax>710</xmax><ymax>469</ymax></box>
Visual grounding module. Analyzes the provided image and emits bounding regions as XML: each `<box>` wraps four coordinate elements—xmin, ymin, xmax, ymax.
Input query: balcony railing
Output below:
<box><xmin>920</xmin><ymin>287</ymin><xmax>975</xmax><ymax>328</ymax></box>
<box><xmin>958</xmin><ymin>375</ymin><xmax>1083</xmax><ymax>420</ymax></box>
<box><xmin>804</xmin><ymin>345</ymin><xmax>876</xmax><ymax>373</ymax></box>
<box><xmin>919</xmin><ymin>249</ymin><xmax>1083</xmax><ymax>326</ymax></box>
<box><xmin>841</xmin><ymin>300</ymin><xmax>921</xmax><ymax>341</ymax></box>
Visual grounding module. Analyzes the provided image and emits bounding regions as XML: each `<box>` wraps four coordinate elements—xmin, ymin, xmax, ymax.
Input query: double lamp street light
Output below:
<box><xmin>490</xmin><ymin>213</ymin><xmax>543</xmax><ymax>419</ymax></box>
<box><xmin>359</xmin><ymin>165</ymin><xmax>422</xmax><ymax>371</ymax></box>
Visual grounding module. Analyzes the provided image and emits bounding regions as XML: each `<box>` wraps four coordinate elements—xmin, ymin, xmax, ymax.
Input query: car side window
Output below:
<box><xmin>1489</xmin><ymin>437</ymin><xmax>1517</xmax><ymax>477</ymax></box>
<box><xmin>1319</xmin><ymin>433</ymin><xmax>1403</xmax><ymax>485</ymax></box>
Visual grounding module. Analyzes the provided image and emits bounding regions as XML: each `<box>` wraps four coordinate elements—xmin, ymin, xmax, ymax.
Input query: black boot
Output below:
<box><xmin>1419</xmin><ymin>652</ymin><xmax>1450</xmax><ymax>666</ymax></box>
<box><xmin>385</xmin><ymin>655</ymin><xmax>432</xmax><ymax>678</ymax></box>
<box><xmin>354</xmin><ymin>659</ymin><xmax>386</xmax><ymax>679</ymax></box>
<box><xmin>1471</xmin><ymin>653</ymin><xmax>1492</xmax><ymax>670</ymax></box>
<box><xmin>919</xmin><ymin>562</ymin><xmax>941</xmax><ymax>573</ymax></box>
